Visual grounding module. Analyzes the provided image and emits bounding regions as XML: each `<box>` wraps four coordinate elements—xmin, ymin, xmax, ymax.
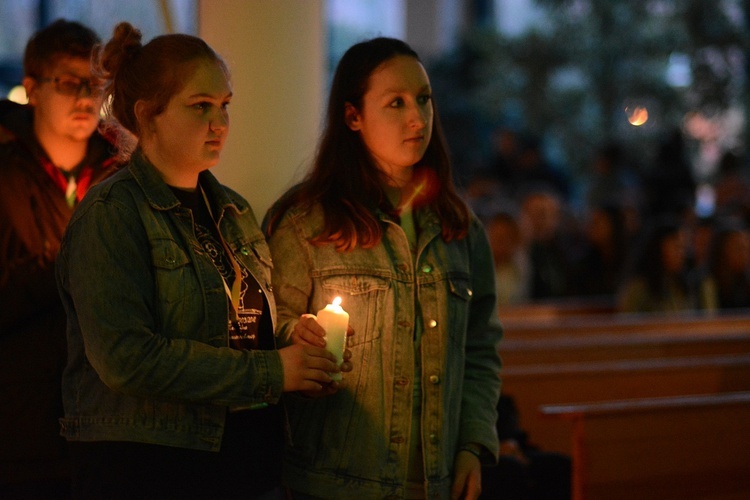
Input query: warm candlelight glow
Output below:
<box><xmin>626</xmin><ymin>106</ymin><xmax>649</xmax><ymax>126</ymax></box>
<box><xmin>396</xmin><ymin>167</ymin><xmax>439</xmax><ymax>216</ymax></box>
<box><xmin>316</xmin><ymin>297</ymin><xmax>349</xmax><ymax>380</ymax></box>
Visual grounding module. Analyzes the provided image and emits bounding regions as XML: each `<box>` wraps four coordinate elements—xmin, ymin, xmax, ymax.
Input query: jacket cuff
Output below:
<box><xmin>258</xmin><ymin>349</ymin><xmax>284</xmax><ymax>404</ymax></box>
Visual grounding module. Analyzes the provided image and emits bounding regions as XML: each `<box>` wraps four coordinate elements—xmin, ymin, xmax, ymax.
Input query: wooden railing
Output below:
<box><xmin>495</xmin><ymin>308</ymin><xmax>750</xmax><ymax>498</ymax></box>
<box><xmin>501</xmin><ymin>353</ymin><xmax>750</xmax><ymax>455</ymax></box>
<box><xmin>541</xmin><ymin>392</ymin><xmax>750</xmax><ymax>499</ymax></box>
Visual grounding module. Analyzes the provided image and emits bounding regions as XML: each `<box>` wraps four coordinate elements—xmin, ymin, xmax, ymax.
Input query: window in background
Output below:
<box><xmin>326</xmin><ymin>0</ymin><xmax>405</xmax><ymax>75</ymax></box>
<box><xmin>0</xmin><ymin>0</ymin><xmax>197</xmax><ymax>99</ymax></box>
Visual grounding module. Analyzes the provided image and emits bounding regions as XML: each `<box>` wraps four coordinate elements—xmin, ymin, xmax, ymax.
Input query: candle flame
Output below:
<box><xmin>332</xmin><ymin>296</ymin><xmax>342</xmax><ymax>307</ymax></box>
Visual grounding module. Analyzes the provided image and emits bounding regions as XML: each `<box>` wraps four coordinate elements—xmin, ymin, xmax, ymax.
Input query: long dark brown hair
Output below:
<box><xmin>266</xmin><ymin>37</ymin><xmax>469</xmax><ymax>252</ymax></box>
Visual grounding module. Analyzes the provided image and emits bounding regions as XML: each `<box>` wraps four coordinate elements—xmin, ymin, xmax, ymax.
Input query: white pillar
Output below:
<box><xmin>199</xmin><ymin>0</ymin><xmax>325</xmax><ymax>218</ymax></box>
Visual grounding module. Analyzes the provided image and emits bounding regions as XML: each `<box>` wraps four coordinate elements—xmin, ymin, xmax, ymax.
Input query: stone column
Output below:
<box><xmin>199</xmin><ymin>0</ymin><xmax>325</xmax><ymax>218</ymax></box>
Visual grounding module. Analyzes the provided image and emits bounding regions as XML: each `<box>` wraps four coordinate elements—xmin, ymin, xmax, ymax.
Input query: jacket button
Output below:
<box><xmin>240</xmin><ymin>246</ymin><xmax>250</xmax><ymax>255</ymax></box>
<box><xmin>166</xmin><ymin>256</ymin><xmax>175</xmax><ymax>264</ymax></box>
<box><xmin>429</xmin><ymin>433</ymin><xmax>439</xmax><ymax>444</ymax></box>
<box><xmin>421</xmin><ymin>264</ymin><xmax>432</xmax><ymax>273</ymax></box>
<box><xmin>429</xmin><ymin>374</ymin><xmax>440</xmax><ymax>384</ymax></box>
<box><xmin>467</xmin><ymin>289</ymin><xmax>473</xmax><ymax>296</ymax></box>
<box><xmin>427</xmin><ymin>319</ymin><xmax>437</xmax><ymax>329</ymax></box>
<box><xmin>395</xmin><ymin>377</ymin><xmax>409</xmax><ymax>386</ymax></box>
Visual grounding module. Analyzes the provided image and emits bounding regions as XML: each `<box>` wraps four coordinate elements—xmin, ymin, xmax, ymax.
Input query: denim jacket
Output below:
<box><xmin>267</xmin><ymin>202</ymin><xmax>502</xmax><ymax>499</ymax></box>
<box><xmin>57</xmin><ymin>151</ymin><xmax>282</xmax><ymax>451</ymax></box>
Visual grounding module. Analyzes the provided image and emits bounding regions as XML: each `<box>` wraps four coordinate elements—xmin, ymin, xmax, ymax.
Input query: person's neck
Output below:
<box><xmin>35</xmin><ymin>130</ymin><xmax>88</xmax><ymax>172</ymax></box>
<box><xmin>383</xmin><ymin>183</ymin><xmax>402</xmax><ymax>209</ymax></box>
<box><xmin>140</xmin><ymin>144</ymin><xmax>200</xmax><ymax>190</ymax></box>
<box><xmin>380</xmin><ymin>167</ymin><xmax>413</xmax><ymax>190</ymax></box>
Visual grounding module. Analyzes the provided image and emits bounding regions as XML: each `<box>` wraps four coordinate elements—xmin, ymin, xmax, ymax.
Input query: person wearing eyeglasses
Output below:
<box><xmin>0</xmin><ymin>19</ymin><xmax>119</xmax><ymax>498</ymax></box>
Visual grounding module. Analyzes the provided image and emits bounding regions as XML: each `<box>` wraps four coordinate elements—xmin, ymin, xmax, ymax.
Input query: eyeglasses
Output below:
<box><xmin>36</xmin><ymin>75</ymin><xmax>103</xmax><ymax>98</ymax></box>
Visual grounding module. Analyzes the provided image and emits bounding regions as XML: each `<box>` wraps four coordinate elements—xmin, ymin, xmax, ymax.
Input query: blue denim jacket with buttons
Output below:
<box><xmin>56</xmin><ymin>151</ymin><xmax>282</xmax><ymax>451</ymax></box>
<box><xmin>267</xmin><ymin>202</ymin><xmax>502</xmax><ymax>499</ymax></box>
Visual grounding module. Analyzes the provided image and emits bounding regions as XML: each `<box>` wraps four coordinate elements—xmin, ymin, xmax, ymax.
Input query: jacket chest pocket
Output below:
<box><xmin>446</xmin><ymin>275</ymin><xmax>472</xmax><ymax>347</ymax></box>
<box><xmin>320</xmin><ymin>274</ymin><xmax>390</xmax><ymax>347</ymax></box>
<box><xmin>151</xmin><ymin>237</ymin><xmax>196</xmax><ymax>308</ymax></box>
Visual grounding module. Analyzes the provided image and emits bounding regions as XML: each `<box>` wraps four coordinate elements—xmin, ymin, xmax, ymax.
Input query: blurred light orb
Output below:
<box><xmin>8</xmin><ymin>85</ymin><xmax>28</xmax><ymax>104</ymax></box>
<box><xmin>626</xmin><ymin>106</ymin><xmax>648</xmax><ymax>126</ymax></box>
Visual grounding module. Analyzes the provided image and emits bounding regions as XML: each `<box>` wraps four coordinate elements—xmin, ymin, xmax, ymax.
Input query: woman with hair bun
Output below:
<box><xmin>56</xmin><ymin>22</ymin><xmax>347</xmax><ymax>499</ymax></box>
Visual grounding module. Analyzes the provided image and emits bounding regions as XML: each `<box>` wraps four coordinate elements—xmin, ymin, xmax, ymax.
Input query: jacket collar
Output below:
<box><xmin>128</xmin><ymin>149</ymin><xmax>247</xmax><ymax>217</ymax></box>
<box><xmin>376</xmin><ymin>203</ymin><xmax>443</xmax><ymax>247</ymax></box>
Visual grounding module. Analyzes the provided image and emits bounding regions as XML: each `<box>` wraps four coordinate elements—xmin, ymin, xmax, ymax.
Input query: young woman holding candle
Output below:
<box><xmin>56</xmin><ymin>23</ymin><xmax>344</xmax><ymax>499</ymax></box>
<box><xmin>265</xmin><ymin>37</ymin><xmax>502</xmax><ymax>499</ymax></box>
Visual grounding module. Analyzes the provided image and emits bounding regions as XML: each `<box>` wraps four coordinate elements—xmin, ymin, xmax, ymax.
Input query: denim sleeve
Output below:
<box><xmin>459</xmin><ymin>218</ymin><xmax>503</xmax><ymax>464</ymax></box>
<box><xmin>58</xmin><ymin>196</ymin><xmax>283</xmax><ymax>407</ymax></box>
<box><xmin>266</xmin><ymin>213</ymin><xmax>313</xmax><ymax>346</ymax></box>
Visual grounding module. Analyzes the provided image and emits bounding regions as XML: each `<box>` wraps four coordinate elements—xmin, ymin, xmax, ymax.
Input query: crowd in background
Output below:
<box><xmin>463</xmin><ymin>126</ymin><xmax>750</xmax><ymax>314</ymax></box>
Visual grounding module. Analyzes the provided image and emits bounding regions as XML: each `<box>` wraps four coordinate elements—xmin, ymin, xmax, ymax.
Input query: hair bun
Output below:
<box><xmin>99</xmin><ymin>22</ymin><xmax>143</xmax><ymax>80</ymax></box>
<box><xmin>114</xmin><ymin>22</ymin><xmax>143</xmax><ymax>61</ymax></box>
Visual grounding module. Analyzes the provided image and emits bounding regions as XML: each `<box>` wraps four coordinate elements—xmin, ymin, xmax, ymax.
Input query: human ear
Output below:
<box><xmin>22</xmin><ymin>77</ymin><xmax>38</xmax><ymax>106</ymax></box>
<box><xmin>344</xmin><ymin>102</ymin><xmax>361</xmax><ymax>131</ymax></box>
<box><xmin>134</xmin><ymin>100</ymin><xmax>154</xmax><ymax>135</ymax></box>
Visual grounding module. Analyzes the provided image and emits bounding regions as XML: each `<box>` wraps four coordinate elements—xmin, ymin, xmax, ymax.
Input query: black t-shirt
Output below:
<box><xmin>170</xmin><ymin>186</ymin><xmax>274</xmax><ymax>350</ymax></box>
<box><xmin>168</xmin><ymin>186</ymin><xmax>281</xmax><ymax>492</ymax></box>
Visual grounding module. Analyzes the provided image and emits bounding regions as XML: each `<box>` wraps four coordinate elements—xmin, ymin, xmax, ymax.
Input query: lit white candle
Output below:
<box><xmin>316</xmin><ymin>296</ymin><xmax>349</xmax><ymax>381</ymax></box>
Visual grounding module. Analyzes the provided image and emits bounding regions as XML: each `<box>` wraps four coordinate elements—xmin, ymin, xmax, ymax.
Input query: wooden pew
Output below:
<box><xmin>501</xmin><ymin>353</ymin><xmax>750</xmax><ymax>455</ymax></box>
<box><xmin>540</xmin><ymin>392</ymin><xmax>750</xmax><ymax>500</ymax></box>
<box><xmin>501</xmin><ymin>328</ymin><xmax>750</xmax><ymax>365</ymax></box>
<box><xmin>500</xmin><ymin>310</ymin><xmax>750</xmax><ymax>341</ymax></box>
<box><xmin>497</xmin><ymin>297</ymin><xmax>616</xmax><ymax>322</ymax></box>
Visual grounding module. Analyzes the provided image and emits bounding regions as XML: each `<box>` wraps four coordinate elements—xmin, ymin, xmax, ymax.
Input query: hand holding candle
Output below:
<box><xmin>316</xmin><ymin>296</ymin><xmax>349</xmax><ymax>381</ymax></box>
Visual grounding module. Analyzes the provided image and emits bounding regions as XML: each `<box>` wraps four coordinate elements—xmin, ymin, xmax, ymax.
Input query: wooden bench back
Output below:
<box><xmin>502</xmin><ymin>353</ymin><xmax>750</xmax><ymax>454</ymax></box>
<box><xmin>540</xmin><ymin>392</ymin><xmax>750</xmax><ymax>499</ymax></box>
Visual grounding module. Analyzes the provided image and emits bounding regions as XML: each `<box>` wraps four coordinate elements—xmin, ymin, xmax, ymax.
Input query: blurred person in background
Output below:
<box><xmin>0</xmin><ymin>19</ymin><xmax>118</xmax><ymax>498</ymax></box>
<box><xmin>704</xmin><ymin>219</ymin><xmax>750</xmax><ymax>310</ymax></box>
<box><xmin>481</xmin><ymin>394</ymin><xmax>571</xmax><ymax>500</ymax></box>
<box><xmin>485</xmin><ymin>211</ymin><xmax>531</xmax><ymax>306</ymax></box>
<box><xmin>713</xmin><ymin>151</ymin><xmax>750</xmax><ymax>224</ymax></box>
<box><xmin>519</xmin><ymin>190</ymin><xmax>574</xmax><ymax>300</ymax></box>
<box><xmin>617</xmin><ymin>218</ymin><xmax>716</xmax><ymax>313</ymax></box>
<box><xmin>572</xmin><ymin>204</ymin><xmax>629</xmax><ymax>299</ymax></box>
<box><xmin>644</xmin><ymin>128</ymin><xmax>696</xmax><ymax>219</ymax></box>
